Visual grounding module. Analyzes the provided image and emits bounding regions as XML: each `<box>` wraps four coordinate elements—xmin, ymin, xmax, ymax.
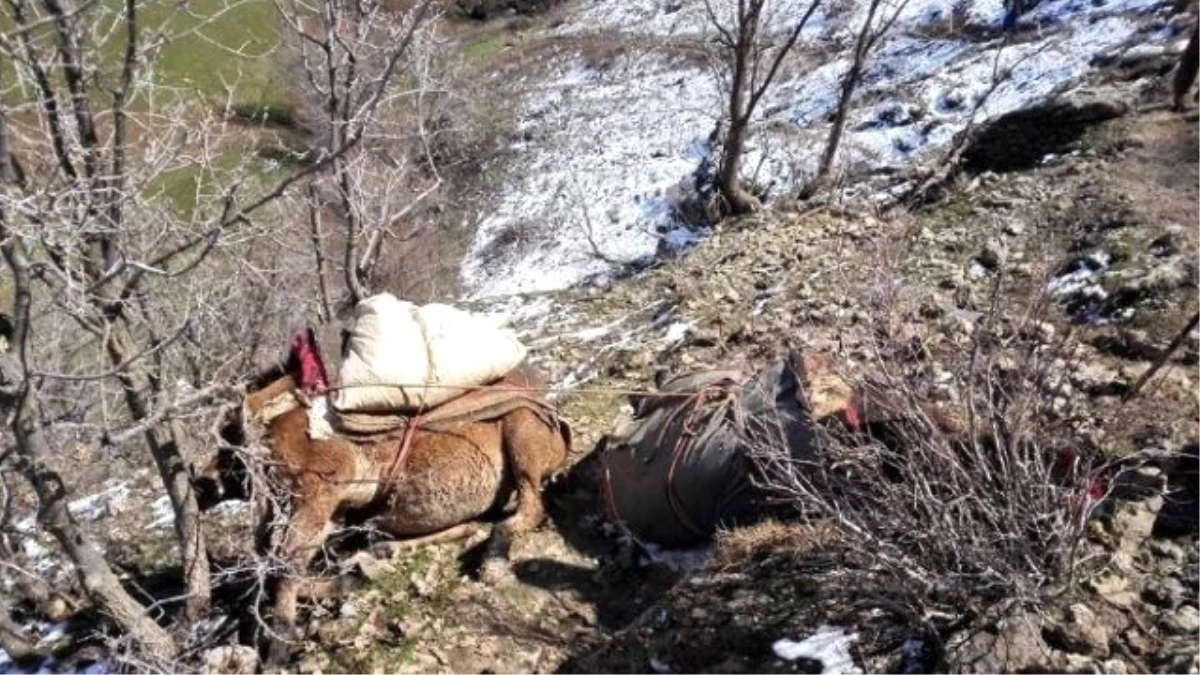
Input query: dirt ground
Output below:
<box><xmin>3</xmin><ymin>54</ymin><xmax>1197</xmax><ymax>675</ymax></box>
<box><xmin>263</xmin><ymin>98</ymin><xmax>1197</xmax><ymax>673</ymax></box>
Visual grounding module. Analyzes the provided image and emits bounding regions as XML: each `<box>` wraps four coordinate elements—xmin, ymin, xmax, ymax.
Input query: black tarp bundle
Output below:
<box><xmin>600</xmin><ymin>355</ymin><xmax>820</xmax><ymax>548</ymax></box>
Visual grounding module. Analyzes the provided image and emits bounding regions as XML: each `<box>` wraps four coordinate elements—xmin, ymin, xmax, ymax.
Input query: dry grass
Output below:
<box><xmin>711</xmin><ymin>519</ymin><xmax>840</xmax><ymax>569</ymax></box>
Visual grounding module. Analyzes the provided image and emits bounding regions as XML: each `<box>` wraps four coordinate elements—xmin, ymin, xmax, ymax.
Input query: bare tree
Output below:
<box><xmin>1172</xmin><ymin>21</ymin><xmax>1199</xmax><ymax>111</ymax></box>
<box><xmin>705</xmin><ymin>0</ymin><xmax>823</xmax><ymax>217</ymax></box>
<box><xmin>0</xmin><ymin>0</ymin><xmax>434</xmax><ymax>656</ymax></box>
<box><xmin>802</xmin><ymin>0</ymin><xmax>910</xmax><ymax>197</ymax></box>
<box><xmin>280</xmin><ymin>0</ymin><xmax>443</xmax><ymax>308</ymax></box>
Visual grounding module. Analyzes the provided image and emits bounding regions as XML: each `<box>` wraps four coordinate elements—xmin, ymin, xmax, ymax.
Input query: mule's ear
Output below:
<box><xmin>218</xmin><ymin>401</ymin><xmax>247</xmax><ymax>448</ymax></box>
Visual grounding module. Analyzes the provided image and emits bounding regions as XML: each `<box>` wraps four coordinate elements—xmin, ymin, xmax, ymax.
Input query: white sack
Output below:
<box><xmin>333</xmin><ymin>294</ymin><xmax>527</xmax><ymax>412</ymax></box>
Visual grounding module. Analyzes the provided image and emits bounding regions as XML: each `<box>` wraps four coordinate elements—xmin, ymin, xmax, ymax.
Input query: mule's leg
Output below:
<box><xmin>499</xmin><ymin>408</ymin><xmax>569</xmax><ymax>533</ymax></box>
<box><xmin>268</xmin><ymin>495</ymin><xmax>337</xmax><ymax>662</ymax></box>
<box><xmin>481</xmin><ymin>409</ymin><xmax>569</xmax><ymax>583</ymax></box>
<box><xmin>370</xmin><ymin>522</ymin><xmax>486</xmax><ymax>559</ymax></box>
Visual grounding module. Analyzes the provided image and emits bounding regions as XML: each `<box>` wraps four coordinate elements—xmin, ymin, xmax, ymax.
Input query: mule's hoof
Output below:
<box><xmin>479</xmin><ymin>558</ymin><xmax>516</xmax><ymax>586</ymax></box>
<box><xmin>266</xmin><ymin>638</ymin><xmax>294</xmax><ymax>669</ymax></box>
<box><xmin>266</xmin><ymin>626</ymin><xmax>300</xmax><ymax>668</ymax></box>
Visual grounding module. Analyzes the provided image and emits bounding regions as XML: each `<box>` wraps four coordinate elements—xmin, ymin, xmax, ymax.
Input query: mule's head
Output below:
<box><xmin>194</xmin><ymin>440</ymin><xmax>250</xmax><ymax>511</ymax></box>
<box><xmin>194</xmin><ymin>327</ymin><xmax>329</xmax><ymax>510</ymax></box>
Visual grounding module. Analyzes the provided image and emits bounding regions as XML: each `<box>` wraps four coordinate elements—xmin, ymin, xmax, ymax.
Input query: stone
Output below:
<box><xmin>1071</xmin><ymin>361</ymin><xmax>1126</xmax><ymax>397</ymax></box>
<box><xmin>1121</xmin><ymin>628</ymin><xmax>1152</xmax><ymax>655</ymax></box>
<box><xmin>1101</xmin><ymin>658</ymin><xmax>1130</xmax><ymax>674</ymax></box>
<box><xmin>1099</xmin><ymin>468</ymin><xmax>1166</xmax><ymax>562</ymax></box>
<box><xmin>1160</xmin><ymin>651</ymin><xmax>1200</xmax><ymax>674</ymax></box>
<box><xmin>961</xmin><ymin>86</ymin><xmax>1134</xmax><ymax>171</ymax></box>
<box><xmin>1107</xmin><ymin>479</ymin><xmax>1165</xmax><ymax>562</ymax></box>
<box><xmin>1111</xmin><ymin>467</ymin><xmax>1168</xmax><ymax>502</ymax></box>
<box><xmin>1143</xmin><ymin>577</ymin><xmax>1187</xmax><ymax>610</ymax></box>
<box><xmin>1149</xmin><ymin>539</ymin><xmax>1187</xmax><ymax>565</ymax></box>
<box><xmin>1087</xmin><ymin>571</ymin><xmax>1137</xmax><ymax>608</ymax></box>
<box><xmin>976</xmin><ymin>239</ymin><xmax>1007</xmax><ymax>270</ymax></box>
<box><xmin>1161</xmin><ymin>605</ymin><xmax>1200</xmax><ymax>636</ymax></box>
<box><xmin>1058</xmin><ymin>603</ymin><xmax>1112</xmax><ymax>657</ymax></box>
<box><xmin>948</xmin><ymin>612</ymin><xmax>1052</xmax><ymax>673</ymax></box>
<box><xmin>202</xmin><ymin>645</ymin><xmax>259</xmax><ymax>675</ymax></box>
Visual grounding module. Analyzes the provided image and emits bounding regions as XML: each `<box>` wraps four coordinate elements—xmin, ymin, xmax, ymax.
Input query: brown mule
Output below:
<box><xmin>196</xmin><ymin>354</ymin><xmax>569</xmax><ymax>651</ymax></box>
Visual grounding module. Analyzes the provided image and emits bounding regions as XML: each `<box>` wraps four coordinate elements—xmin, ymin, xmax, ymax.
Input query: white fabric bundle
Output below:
<box><xmin>333</xmin><ymin>294</ymin><xmax>527</xmax><ymax>412</ymax></box>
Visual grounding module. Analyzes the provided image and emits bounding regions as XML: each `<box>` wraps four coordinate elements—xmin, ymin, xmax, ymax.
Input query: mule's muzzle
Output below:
<box><xmin>193</xmin><ymin>466</ymin><xmax>225</xmax><ymax>512</ymax></box>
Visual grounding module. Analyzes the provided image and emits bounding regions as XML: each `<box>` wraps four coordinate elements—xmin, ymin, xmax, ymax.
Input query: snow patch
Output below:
<box><xmin>462</xmin><ymin>59</ymin><xmax>720</xmax><ymax>299</ymax></box>
<box><xmin>67</xmin><ymin>483</ymin><xmax>130</xmax><ymax>523</ymax></box>
<box><xmin>146</xmin><ymin>495</ymin><xmax>175</xmax><ymax>530</ymax></box>
<box><xmin>639</xmin><ymin>541</ymin><xmax>712</xmax><ymax>571</ymax></box>
<box><xmin>662</xmin><ymin>321</ymin><xmax>693</xmax><ymax>344</ymax></box>
<box><xmin>773</xmin><ymin>626</ymin><xmax>862</xmax><ymax>674</ymax></box>
<box><xmin>1048</xmin><ymin>251</ymin><xmax>1113</xmax><ymax>298</ymax></box>
<box><xmin>461</xmin><ymin>0</ymin><xmax>1159</xmax><ymax>298</ymax></box>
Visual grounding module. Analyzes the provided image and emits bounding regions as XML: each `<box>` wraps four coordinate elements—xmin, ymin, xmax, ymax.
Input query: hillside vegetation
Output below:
<box><xmin>0</xmin><ymin>0</ymin><xmax>1196</xmax><ymax>671</ymax></box>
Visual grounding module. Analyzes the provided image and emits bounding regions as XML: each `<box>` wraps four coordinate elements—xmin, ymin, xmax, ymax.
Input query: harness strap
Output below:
<box><xmin>384</xmin><ymin>415</ymin><xmax>422</xmax><ymax>485</ymax></box>
<box><xmin>664</xmin><ymin>385</ymin><xmax>738</xmax><ymax>540</ymax></box>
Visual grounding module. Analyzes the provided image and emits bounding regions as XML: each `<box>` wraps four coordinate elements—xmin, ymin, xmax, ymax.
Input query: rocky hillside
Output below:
<box><xmin>456</xmin><ymin>0</ymin><xmax>1195</xmax><ymax>298</ymax></box>
<box><xmin>274</xmin><ymin>91</ymin><xmax>1198</xmax><ymax>673</ymax></box>
<box><xmin>1</xmin><ymin>0</ymin><xmax>1196</xmax><ymax>671</ymax></box>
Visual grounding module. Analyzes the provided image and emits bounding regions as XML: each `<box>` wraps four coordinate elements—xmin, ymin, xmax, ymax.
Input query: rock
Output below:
<box><xmin>1161</xmin><ymin>605</ymin><xmax>1200</xmax><ymax>636</ymax></box>
<box><xmin>1108</xmin><ymin>494</ymin><xmax>1165</xmax><ymax>562</ymax></box>
<box><xmin>1050</xmin><ymin>603</ymin><xmax>1112</xmax><ymax>658</ymax></box>
<box><xmin>202</xmin><ymin>645</ymin><xmax>259</xmax><ymax>675</ymax></box>
<box><xmin>962</xmin><ymin>86</ymin><xmax>1134</xmax><ymax>172</ymax></box>
<box><xmin>1101</xmin><ymin>658</ymin><xmax>1130</xmax><ymax>674</ymax></box>
<box><xmin>1110</xmin><ymin>466</ymin><xmax>1168</xmax><ymax>502</ymax></box>
<box><xmin>1002</xmin><ymin>220</ymin><xmax>1026</xmax><ymax>236</ymax></box>
<box><xmin>948</xmin><ymin>612</ymin><xmax>1053</xmax><ymax>673</ymax></box>
<box><xmin>1056</xmin><ymin>86</ymin><xmax>1138</xmax><ymax>119</ymax></box>
<box><xmin>976</xmin><ymin>239</ymin><xmax>1007</xmax><ymax>271</ymax></box>
<box><xmin>1071</xmin><ymin>361</ymin><xmax>1127</xmax><ymax>397</ymax></box>
<box><xmin>1121</xmin><ymin>627</ymin><xmax>1153</xmax><ymax>655</ymax></box>
<box><xmin>1054</xmin><ymin>652</ymin><xmax>1099</xmax><ymax>674</ymax></box>
<box><xmin>1161</xmin><ymin>653</ymin><xmax>1200</xmax><ymax>672</ymax></box>
<box><xmin>346</xmin><ymin>550</ymin><xmax>395</xmax><ymax>581</ymax></box>
<box><xmin>1149</xmin><ymin>539</ymin><xmax>1187</xmax><ymax>565</ymax></box>
<box><xmin>1090</xmin><ymin>328</ymin><xmax>1163</xmax><ymax>362</ymax></box>
<box><xmin>1150</xmin><ymin>230</ymin><xmax>1181</xmax><ymax>258</ymax></box>
<box><xmin>1116</xmin><ymin>258</ymin><xmax>1192</xmax><ymax>299</ymax></box>
<box><xmin>1143</xmin><ymin>577</ymin><xmax>1187</xmax><ymax>610</ymax></box>
<box><xmin>1088</xmin><ymin>571</ymin><xmax>1137</xmax><ymax>608</ymax></box>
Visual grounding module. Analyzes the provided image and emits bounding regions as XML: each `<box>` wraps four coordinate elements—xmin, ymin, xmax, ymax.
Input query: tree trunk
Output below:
<box><xmin>13</xmin><ymin>411</ymin><xmax>177</xmax><ymax>657</ymax></box>
<box><xmin>809</xmin><ymin>0</ymin><xmax>879</xmax><ymax>196</ymax></box>
<box><xmin>717</xmin><ymin>118</ymin><xmax>761</xmax><ymax>215</ymax></box>
<box><xmin>716</xmin><ymin>22</ymin><xmax>763</xmax><ymax>217</ymax></box>
<box><xmin>106</xmin><ymin>328</ymin><xmax>211</xmax><ymax>621</ymax></box>
<box><xmin>0</xmin><ymin>235</ymin><xmax>177</xmax><ymax>657</ymax></box>
<box><xmin>1173</xmin><ymin>23</ymin><xmax>1199</xmax><ymax>111</ymax></box>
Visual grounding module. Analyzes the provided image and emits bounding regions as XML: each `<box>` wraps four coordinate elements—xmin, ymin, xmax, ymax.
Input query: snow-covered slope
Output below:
<box><xmin>461</xmin><ymin>0</ymin><xmax>1176</xmax><ymax>299</ymax></box>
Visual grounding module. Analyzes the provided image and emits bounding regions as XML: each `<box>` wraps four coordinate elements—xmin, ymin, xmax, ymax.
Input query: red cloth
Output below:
<box><xmin>291</xmin><ymin>328</ymin><xmax>329</xmax><ymax>395</ymax></box>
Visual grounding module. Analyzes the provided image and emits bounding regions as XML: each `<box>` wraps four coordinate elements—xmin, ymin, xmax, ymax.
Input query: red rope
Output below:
<box><xmin>383</xmin><ymin>414</ymin><xmax>422</xmax><ymax>485</ymax></box>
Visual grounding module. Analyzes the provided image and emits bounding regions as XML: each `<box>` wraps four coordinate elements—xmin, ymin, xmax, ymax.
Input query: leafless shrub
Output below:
<box><xmin>746</xmin><ymin>258</ymin><xmax>1113</xmax><ymax>605</ymax></box>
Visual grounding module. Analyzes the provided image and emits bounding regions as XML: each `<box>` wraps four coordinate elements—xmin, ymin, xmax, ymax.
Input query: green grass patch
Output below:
<box><xmin>459</xmin><ymin>30</ymin><xmax>509</xmax><ymax>63</ymax></box>
<box><xmin>1</xmin><ymin>0</ymin><xmax>289</xmax><ymax>110</ymax></box>
<box><xmin>147</xmin><ymin>147</ymin><xmax>291</xmax><ymax>216</ymax></box>
<box><xmin>152</xmin><ymin>0</ymin><xmax>285</xmax><ymax>105</ymax></box>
